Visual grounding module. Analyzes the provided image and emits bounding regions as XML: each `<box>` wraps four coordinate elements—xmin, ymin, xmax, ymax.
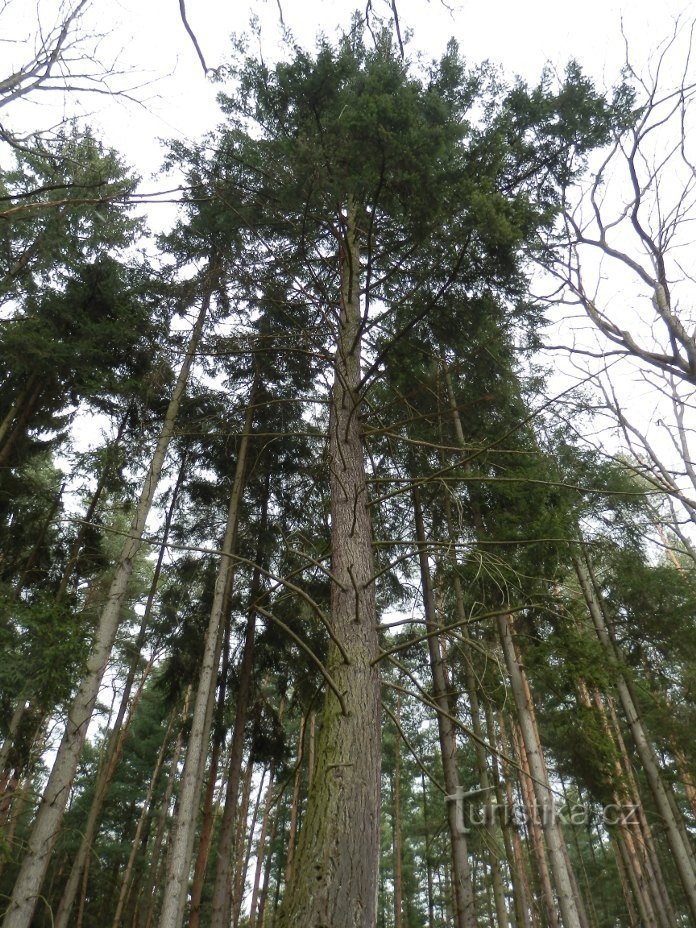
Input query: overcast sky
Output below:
<box><xmin>3</xmin><ymin>0</ymin><xmax>691</xmax><ymax>181</ymax></box>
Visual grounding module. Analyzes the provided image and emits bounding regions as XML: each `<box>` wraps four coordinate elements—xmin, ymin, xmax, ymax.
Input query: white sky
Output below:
<box><xmin>3</xmin><ymin>0</ymin><xmax>691</xmax><ymax>180</ymax></box>
<box><xmin>3</xmin><ymin>0</ymin><xmax>695</xmax><ymax>517</ymax></box>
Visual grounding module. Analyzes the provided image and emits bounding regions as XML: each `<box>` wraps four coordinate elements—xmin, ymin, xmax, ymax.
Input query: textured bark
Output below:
<box><xmin>275</xmin><ymin>204</ymin><xmax>381</xmax><ymax>928</ymax></box>
<box><xmin>413</xmin><ymin>487</ymin><xmax>476</xmax><ymax>928</ymax></box>
<box><xmin>157</xmin><ymin>384</ymin><xmax>256</xmax><ymax>928</ymax></box>
<box><xmin>573</xmin><ymin>551</ymin><xmax>696</xmax><ymax>923</ymax></box>
<box><xmin>3</xmin><ymin>290</ymin><xmax>210</xmax><ymax>928</ymax></box>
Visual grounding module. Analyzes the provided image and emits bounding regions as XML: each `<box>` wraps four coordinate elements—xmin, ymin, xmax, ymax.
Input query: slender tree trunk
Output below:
<box><xmin>510</xmin><ymin>717</ymin><xmax>559</xmax><ymax>928</ymax></box>
<box><xmin>55</xmin><ymin>454</ymin><xmax>186</xmax><ymax>928</ymax></box>
<box><xmin>498</xmin><ymin>615</ymin><xmax>583</xmax><ymax>928</ymax></box>
<box><xmin>413</xmin><ymin>486</ymin><xmax>476</xmax><ymax>928</ymax></box>
<box><xmin>601</xmin><ymin>691</ymin><xmax>678</xmax><ymax>928</ymax></box>
<box><xmin>276</xmin><ymin>203</ymin><xmax>381</xmax><ymax>928</ymax></box>
<box><xmin>158</xmin><ymin>378</ymin><xmax>257</xmax><ymax>928</ymax></box>
<box><xmin>671</xmin><ymin>740</ymin><xmax>696</xmax><ymax>819</ymax></box>
<box><xmin>3</xmin><ymin>289</ymin><xmax>211</xmax><ymax>928</ymax></box>
<box><xmin>208</xmin><ymin>466</ymin><xmax>269</xmax><ymax>928</ymax></box>
<box><xmin>421</xmin><ymin>772</ymin><xmax>436</xmax><ymax>928</ymax></box>
<box><xmin>187</xmin><ymin>612</ymin><xmax>232</xmax><ymax>928</ymax></box>
<box><xmin>573</xmin><ymin>551</ymin><xmax>696</xmax><ymax>922</ymax></box>
<box><xmin>257</xmin><ymin>789</ymin><xmax>281</xmax><ymax>928</ymax></box>
<box><xmin>111</xmin><ymin>708</ymin><xmax>178</xmax><ymax>928</ymax></box>
<box><xmin>231</xmin><ymin>760</ymin><xmax>255</xmax><ymax>927</ymax></box>
<box><xmin>283</xmin><ymin>715</ymin><xmax>306</xmax><ymax>891</ymax></box>
<box><xmin>249</xmin><ymin>764</ymin><xmax>276</xmax><ymax>928</ymax></box>
<box><xmin>391</xmin><ymin>704</ymin><xmax>404</xmax><ymax>928</ymax></box>
<box><xmin>496</xmin><ymin>714</ymin><xmax>535</xmax><ymax>928</ymax></box>
<box><xmin>234</xmin><ymin>765</ymin><xmax>266</xmax><ymax>928</ymax></box>
<box><xmin>140</xmin><ymin>691</ymin><xmax>190</xmax><ymax>928</ymax></box>
<box><xmin>578</xmin><ymin>680</ymin><xmax>669</xmax><ymax>928</ymax></box>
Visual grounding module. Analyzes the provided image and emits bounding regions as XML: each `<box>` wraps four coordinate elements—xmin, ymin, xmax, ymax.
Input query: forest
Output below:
<box><xmin>0</xmin><ymin>2</ymin><xmax>695</xmax><ymax>927</ymax></box>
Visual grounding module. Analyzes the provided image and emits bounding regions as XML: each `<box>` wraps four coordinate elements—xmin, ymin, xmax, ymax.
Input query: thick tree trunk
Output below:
<box><xmin>158</xmin><ymin>378</ymin><xmax>257</xmax><ymax>928</ymax></box>
<box><xmin>413</xmin><ymin>487</ymin><xmax>476</xmax><ymax>928</ymax></box>
<box><xmin>275</xmin><ymin>204</ymin><xmax>381</xmax><ymax>928</ymax></box>
<box><xmin>498</xmin><ymin>615</ymin><xmax>583</xmax><ymax>928</ymax></box>
<box><xmin>3</xmin><ymin>290</ymin><xmax>211</xmax><ymax>928</ymax></box>
<box><xmin>573</xmin><ymin>551</ymin><xmax>696</xmax><ymax>923</ymax></box>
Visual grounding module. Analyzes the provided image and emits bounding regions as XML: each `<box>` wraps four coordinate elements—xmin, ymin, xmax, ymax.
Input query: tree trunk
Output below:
<box><xmin>234</xmin><ymin>764</ymin><xmax>266</xmax><ymax>928</ymax></box>
<box><xmin>158</xmin><ymin>377</ymin><xmax>256</xmax><ymax>928</ymax></box>
<box><xmin>207</xmin><ymin>463</ymin><xmax>268</xmax><ymax>928</ymax></box>
<box><xmin>231</xmin><ymin>760</ymin><xmax>255</xmax><ymax>927</ymax></box>
<box><xmin>110</xmin><ymin>708</ymin><xmax>177</xmax><ymax>928</ymax></box>
<box><xmin>140</xmin><ymin>690</ymin><xmax>190</xmax><ymax>928</ymax></box>
<box><xmin>498</xmin><ymin>615</ymin><xmax>583</xmax><ymax>928</ymax></box>
<box><xmin>283</xmin><ymin>715</ymin><xmax>306</xmax><ymax>891</ymax></box>
<box><xmin>249</xmin><ymin>764</ymin><xmax>276</xmax><ymax>928</ymax></box>
<box><xmin>391</xmin><ymin>698</ymin><xmax>404</xmax><ymax>928</ymax></box>
<box><xmin>496</xmin><ymin>714</ymin><xmax>535</xmax><ymax>928</ymax></box>
<box><xmin>187</xmin><ymin>614</ymin><xmax>232</xmax><ymax>928</ymax></box>
<box><xmin>275</xmin><ymin>203</ymin><xmax>381</xmax><ymax>928</ymax></box>
<box><xmin>421</xmin><ymin>772</ymin><xmax>436</xmax><ymax>928</ymax></box>
<box><xmin>509</xmin><ymin>716</ymin><xmax>559</xmax><ymax>928</ymax></box>
<box><xmin>573</xmin><ymin>550</ymin><xmax>696</xmax><ymax>922</ymax></box>
<box><xmin>413</xmin><ymin>486</ymin><xmax>477</xmax><ymax>928</ymax></box>
<box><xmin>55</xmin><ymin>453</ymin><xmax>186</xmax><ymax>928</ymax></box>
<box><xmin>2</xmin><ymin>286</ymin><xmax>211</xmax><ymax>928</ymax></box>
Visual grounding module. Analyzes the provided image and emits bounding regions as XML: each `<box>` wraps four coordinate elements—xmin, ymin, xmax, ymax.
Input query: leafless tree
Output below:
<box><xmin>542</xmin><ymin>17</ymin><xmax>696</xmax><ymax>560</ymax></box>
